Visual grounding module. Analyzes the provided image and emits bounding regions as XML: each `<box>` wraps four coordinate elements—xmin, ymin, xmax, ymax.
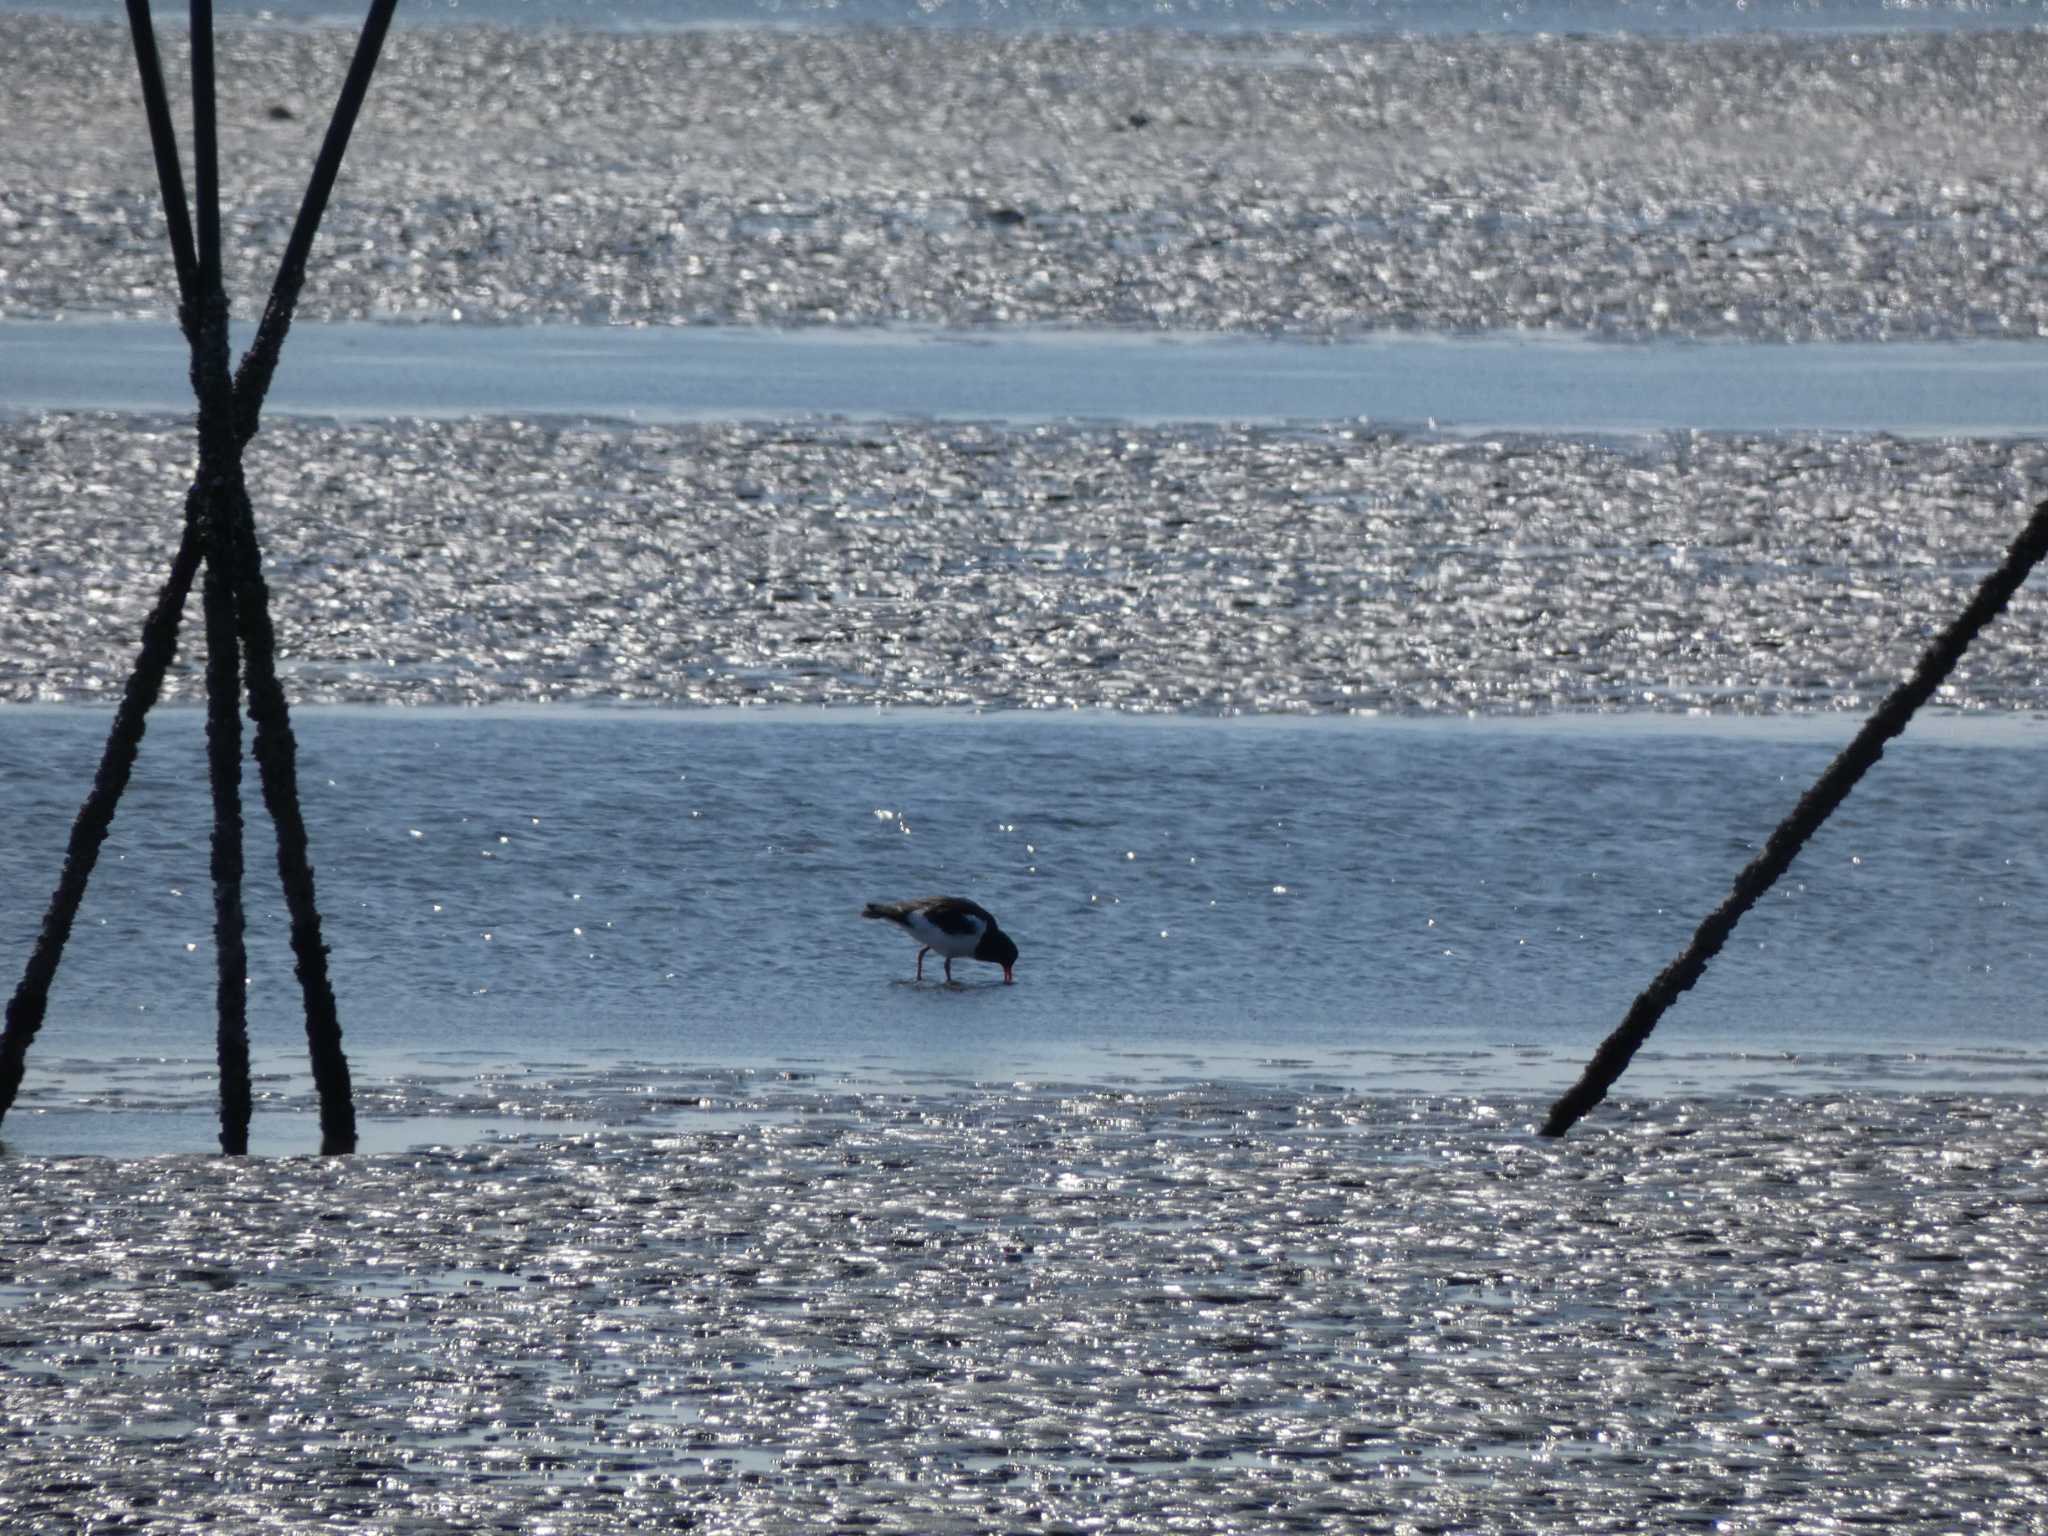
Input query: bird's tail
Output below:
<box><xmin>861</xmin><ymin>902</ymin><xmax>896</xmax><ymax>921</ymax></box>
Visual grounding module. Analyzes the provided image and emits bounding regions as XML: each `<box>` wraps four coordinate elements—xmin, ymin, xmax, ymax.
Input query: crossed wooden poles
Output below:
<box><xmin>0</xmin><ymin>0</ymin><xmax>400</xmax><ymax>1155</ymax></box>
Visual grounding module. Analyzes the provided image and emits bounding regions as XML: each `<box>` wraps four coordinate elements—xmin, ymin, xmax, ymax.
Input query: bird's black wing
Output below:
<box><xmin>920</xmin><ymin>897</ymin><xmax>992</xmax><ymax>936</ymax></box>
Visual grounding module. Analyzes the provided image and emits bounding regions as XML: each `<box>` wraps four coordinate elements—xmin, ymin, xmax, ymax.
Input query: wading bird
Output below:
<box><xmin>862</xmin><ymin>896</ymin><xmax>1018</xmax><ymax>984</ymax></box>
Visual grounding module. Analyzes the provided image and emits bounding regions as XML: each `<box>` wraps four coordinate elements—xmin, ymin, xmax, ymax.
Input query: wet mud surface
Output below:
<box><xmin>7</xmin><ymin>18</ymin><xmax>2048</xmax><ymax>339</ymax></box>
<box><xmin>2</xmin><ymin>1084</ymin><xmax>2045</xmax><ymax>1530</ymax></box>
<box><xmin>7</xmin><ymin>412</ymin><xmax>2048</xmax><ymax>713</ymax></box>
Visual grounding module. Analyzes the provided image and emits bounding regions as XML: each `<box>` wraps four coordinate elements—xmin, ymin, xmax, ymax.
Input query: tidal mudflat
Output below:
<box><xmin>7</xmin><ymin>411</ymin><xmax>2048</xmax><ymax>712</ymax></box>
<box><xmin>6</xmin><ymin>17</ymin><xmax>2048</xmax><ymax>340</ymax></box>
<box><xmin>3</xmin><ymin>1086</ymin><xmax>2046</xmax><ymax>1530</ymax></box>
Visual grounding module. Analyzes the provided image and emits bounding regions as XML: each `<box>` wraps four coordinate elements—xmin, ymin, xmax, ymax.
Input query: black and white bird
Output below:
<box><xmin>861</xmin><ymin>896</ymin><xmax>1018</xmax><ymax>984</ymax></box>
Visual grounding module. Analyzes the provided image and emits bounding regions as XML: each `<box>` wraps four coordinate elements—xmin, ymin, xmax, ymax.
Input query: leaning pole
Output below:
<box><xmin>1542</xmin><ymin>497</ymin><xmax>2048</xmax><ymax>1138</ymax></box>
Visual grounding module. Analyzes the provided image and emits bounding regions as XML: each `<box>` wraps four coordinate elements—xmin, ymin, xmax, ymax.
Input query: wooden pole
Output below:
<box><xmin>1543</xmin><ymin>498</ymin><xmax>2048</xmax><ymax>1137</ymax></box>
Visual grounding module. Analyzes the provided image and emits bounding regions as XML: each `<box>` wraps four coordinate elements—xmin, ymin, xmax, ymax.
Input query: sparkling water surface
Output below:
<box><xmin>16</xmin><ymin>23</ymin><xmax>2048</xmax><ymax>342</ymax></box>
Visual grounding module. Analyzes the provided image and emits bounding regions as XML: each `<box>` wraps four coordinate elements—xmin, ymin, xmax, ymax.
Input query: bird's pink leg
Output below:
<box><xmin>944</xmin><ymin>956</ymin><xmax>955</xmax><ymax>982</ymax></box>
<box><xmin>915</xmin><ymin>947</ymin><xmax>929</xmax><ymax>981</ymax></box>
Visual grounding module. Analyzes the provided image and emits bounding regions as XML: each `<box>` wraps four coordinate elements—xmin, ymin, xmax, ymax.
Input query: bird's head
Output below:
<box><xmin>986</xmin><ymin>929</ymin><xmax>1019</xmax><ymax>984</ymax></box>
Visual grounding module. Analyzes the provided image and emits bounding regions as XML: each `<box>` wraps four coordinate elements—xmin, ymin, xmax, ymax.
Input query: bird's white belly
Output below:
<box><xmin>904</xmin><ymin>911</ymin><xmax>983</xmax><ymax>957</ymax></box>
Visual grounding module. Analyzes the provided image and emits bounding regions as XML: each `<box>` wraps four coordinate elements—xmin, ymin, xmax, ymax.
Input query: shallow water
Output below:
<box><xmin>9</xmin><ymin>321</ymin><xmax>2048</xmax><ymax>436</ymax></box>
<box><xmin>2</xmin><ymin>707</ymin><xmax>2044</xmax><ymax>1155</ymax></box>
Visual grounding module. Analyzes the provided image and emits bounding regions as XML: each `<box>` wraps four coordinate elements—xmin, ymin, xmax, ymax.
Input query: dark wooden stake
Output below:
<box><xmin>202</xmin><ymin>549</ymin><xmax>252</xmax><ymax>1153</ymax></box>
<box><xmin>0</xmin><ymin>525</ymin><xmax>206</xmax><ymax>1131</ymax></box>
<box><xmin>1542</xmin><ymin>498</ymin><xmax>2048</xmax><ymax>1138</ymax></box>
<box><xmin>219</xmin><ymin>0</ymin><xmax>407</xmax><ymax>1159</ymax></box>
<box><xmin>186</xmin><ymin>0</ymin><xmax>256</xmax><ymax>1157</ymax></box>
<box><xmin>0</xmin><ymin>0</ymin><xmax>219</xmax><ymax>1147</ymax></box>
<box><xmin>0</xmin><ymin>0</ymin><xmax>398</xmax><ymax>1155</ymax></box>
